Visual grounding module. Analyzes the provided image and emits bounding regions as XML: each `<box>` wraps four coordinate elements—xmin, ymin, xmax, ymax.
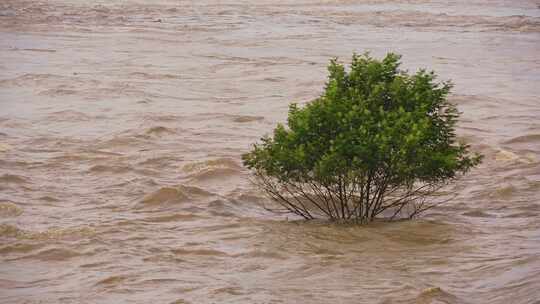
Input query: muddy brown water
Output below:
<box><xmin>1</xmin><ymin>0</ymin><xmax>540</xmax><ymax>303</ymax></box>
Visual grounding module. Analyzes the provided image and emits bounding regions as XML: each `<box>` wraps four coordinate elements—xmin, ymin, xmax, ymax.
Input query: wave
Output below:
<box><xmin>143</xmin><ymin>126</ymin><xmax>177</xmax><ymax>137</ymax></box>
<box><xmin>226</xmin><ymin>191</ymin><xmax>268</xmax><ymax>205</ymax></box>
<box><xmin>129</xmin><ymin>72</ymin><xmax>181</xmax><ymax>80</ymax></box>
<box><xmin>38</xmin><ymin>196</ymin><xmax>60</xmax><ymax>202</ymax></box>
<box><xmin>38</xmin><ymin>88</ymin><xmax>78</xmax><ymax>96</ymax></box>
<box><xmin>0</xmin><ymin>243</ymin><xmax>43</xmax><ymax>255</ymax></box>
<box><xmin>88</xmin><ymin>164</ymin><xmax>132</xmax><ymax>174</ymax></box>
<box><xmin>137</xmin><ymin>156</ymin><xmax>181</xmax><ymax>167</ymax></box>
<box><xmin>207</xmin><ymin>199</ymin><xmax>238</xmax><ymax>217</ymax></box>
<box><xmin>97</xmin><ymin>136</ymin><xmax>148</xmax><ymax>149</ymax></box>
<box><xmin>182</xmin><ymin>158</ymin><xmax>243</xmax><ymax>181</ymax></box>
<box><xmin>233</xmin><ymin>250</ymin><xmax>285</xmax><ymax>260</ymax></box>
<box><xmin>304</xmin><ymin>9</ymin><xmax>540</xmax><ymax>33</ymax></box>
<box><xmin>0</xmin><ymin>174</ymin><xmax>28</xmax><ymax>184</ymax></box>
<box><xmin>45</xmin><ymin>110</ymin><xmax>103</xmax><ymax>122</ymax></box>
<box><xmin>139</xmin><ymin>187</ymin><xmax>189</xmax><ymax>206</ymax></box>
<box><xmin>491</xmin><ymin>185</ymin><xmax>517</xmax><ymax>199</ymax></box>
<box><xmin>4</xmin><ymin>0</ymin><xmax>540</xmax><ymax>36</ymax></box>
<box><xmin>89</xmin><ymin>165</ymin><xmax>161</xmax><ymax>177</ymax></box>
<box><xmin>494</xmin><ymin>150</ymin><xmax>525</xmax><ymax>163</ymax></box>
<box><xmin>95</xmin><ymin>275</ymin><xmax>128</xmax><ymax>286</ymax></box>
<box><xmin>171</xmin><ymin>248</ymin><xmax>227</xmax><ymax>257</ymax></box>
<box><xmin>142</xmin><ymin>213</ymin><xmax>201</xmax><ymax>223</ymax></box>
<box><xmin>504</xmin><ymin>134</ymin><xmax>540</xmax><ymax>144</ymax></box>
<box><xmin>0</xmin><ymin>224</ymin><xmax>96</xmax><ymax>240</ymax></box>
<box><xmin>462</xmin><ymin>210</ymin><xmax>495</xmax><ymax>218</ymax></box>
<box><xmin>0</xmin><ymin>73</ymin><xmax>69</xmax><ymax>87</ymax></box>
<box><xmin>137</xmin><ymin>185</ymin><xmax>213</xmax><ymax>209</ymax></box>
<box><xmin>186</xmin><ymin>167</ymin><xmax>242</xmax><ymax>182</ymax></box>
<box><xmin>18</xmin><ymin>248</ymin><xmax>83</xmax><ymax>261</ymax></box>
<box><xmin>0</xmin><ymin>143</ymin><xmax>13</xmax><ymax>152</ymax></box>
<box><xmin>140</xmin><ymin>114</ymin><xmax>184</xmax><ymax>122</ymax></box>
<box><xmin>503</xmin><ymin>211</ymin><xmax>538</xmax><ymax>218</ymax></box>
<box><xmin>231</xmin><ymin>115</ymin><xmax>264</xmax><ymax>123</ymax></box>
<box><xmin>414</xmin><ymin>287</ymin><xmax>466</xmax><ymax>304</ymax></box>
<box><xmin>211</xmin><ymin>113</ymin><xmax>265</xmax><ymax>124</ymax></box>
<box><xmin>0</xmin><ymin>201</ymin><xmax>23</xmax><ymax>217</ymax></box>
<box><xmin>0</xmin><ymin>224</ymin><xmax>25</xmax><ymax>238</ymax></box>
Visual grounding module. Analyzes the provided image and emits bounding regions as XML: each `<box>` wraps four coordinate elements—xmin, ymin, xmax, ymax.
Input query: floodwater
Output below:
<box><xmin>1</xmin><ymin>0</ymin><xmax>539</xmax><ymax>303</ymax></box>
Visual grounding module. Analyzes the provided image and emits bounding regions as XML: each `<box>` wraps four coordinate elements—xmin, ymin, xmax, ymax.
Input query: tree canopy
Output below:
<box><xmin>243</xmin><ymin>53</ymin><xmax>482</xmax><ymax>223</ymax></box>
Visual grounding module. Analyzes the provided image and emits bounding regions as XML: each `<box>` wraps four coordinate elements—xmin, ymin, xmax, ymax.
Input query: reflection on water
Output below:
<box><xmin>1</xmin><ymin>0</ymin><xmax>540</xmax><ymax>303</ymax></box>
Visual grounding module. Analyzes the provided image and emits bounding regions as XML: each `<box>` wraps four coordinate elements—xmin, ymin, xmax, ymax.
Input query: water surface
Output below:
<box><xmin>1</xmin><ymin>0</ymin><xmax>540</xmax><ymax>303</ymax></box>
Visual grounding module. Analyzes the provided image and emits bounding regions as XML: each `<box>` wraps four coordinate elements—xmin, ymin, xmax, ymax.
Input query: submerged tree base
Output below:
<box><xmin>254</xmin><ymin>171</ymin><xmax>456</xmax><ymax>224</ymax></box>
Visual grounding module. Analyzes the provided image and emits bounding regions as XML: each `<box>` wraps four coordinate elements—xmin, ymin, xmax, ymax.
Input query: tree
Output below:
<box><xmin>242</xmin><ymin>53</ymin><xmax>482</xmax><ymax>223</ymax></box>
